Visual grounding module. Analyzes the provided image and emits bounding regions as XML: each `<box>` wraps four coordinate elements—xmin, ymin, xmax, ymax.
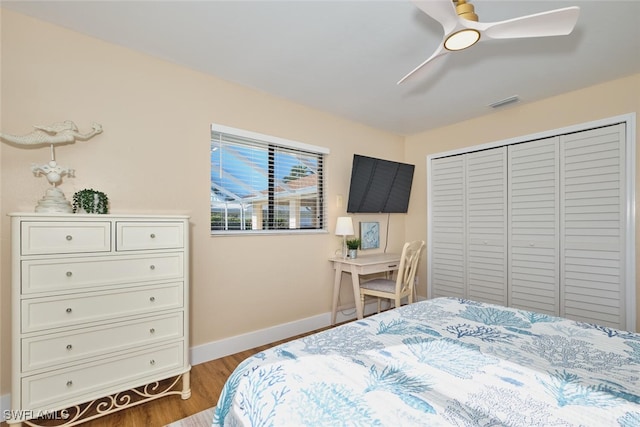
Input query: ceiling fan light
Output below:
<box><xmin>444</xmin><ymin>29</ymin><xmax>480</xmax><ymax>51</ymax></box>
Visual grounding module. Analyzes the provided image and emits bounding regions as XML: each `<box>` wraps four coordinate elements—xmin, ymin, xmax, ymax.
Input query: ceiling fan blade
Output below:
<box><xmin>482</xmin><ymin>6</ymin><xmax>580</xmax><ymax>40</ymax></box>
<box><xmin>397</xmin><ymin>44</ymin><xmax>448</xmax><ymax>85</ymax></box>
<box><xmin>412</xmin><ymin>0</ymin><xmax>459</xmax><ymax>34</ymax></box>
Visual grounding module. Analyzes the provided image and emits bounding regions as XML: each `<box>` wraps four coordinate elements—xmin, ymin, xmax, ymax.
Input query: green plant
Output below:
<box><xmin>72</xmin><ymin>188</ymin><xmax>109</xmax><ymax>214</ymax></box>
<box><xmin>346</xmin><ymin>238</ymin><xmax>361</xmax><ymax>250</ymax></box>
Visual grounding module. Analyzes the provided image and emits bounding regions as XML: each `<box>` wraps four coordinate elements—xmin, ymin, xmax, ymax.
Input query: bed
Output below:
<box><xmin>212</xmin><ymin>297</ymin><xmax>640</xmax><ymax>426</ymax></box>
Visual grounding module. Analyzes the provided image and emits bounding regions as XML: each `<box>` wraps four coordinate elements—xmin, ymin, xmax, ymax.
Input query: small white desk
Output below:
<box><xmin>329</xmin><ymin>253</ymin><xmax>401</xmax><ymax>324</ymax></box>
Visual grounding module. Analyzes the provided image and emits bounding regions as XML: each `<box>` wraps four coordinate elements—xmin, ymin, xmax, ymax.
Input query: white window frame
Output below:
<box><xmin>211</xmin><ymin>124</ymin><xmax>329</xmax><ymax>236</ymax></box>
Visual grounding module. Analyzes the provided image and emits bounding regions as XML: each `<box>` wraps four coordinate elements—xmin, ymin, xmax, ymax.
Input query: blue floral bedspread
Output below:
<box><xmin>212</xmin><ymin>297</ymin><xmax>640</xmax><ymax>426</ymax></box>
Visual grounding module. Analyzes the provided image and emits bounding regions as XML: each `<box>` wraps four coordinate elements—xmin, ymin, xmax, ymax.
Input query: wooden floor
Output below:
<box><xmin>2</xmin><ymin>329</ymin><xmax>328</xmax><ymax>427</ymax></box>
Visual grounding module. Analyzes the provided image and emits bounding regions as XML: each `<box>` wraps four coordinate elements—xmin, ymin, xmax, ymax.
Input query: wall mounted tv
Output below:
<box><xmin>347</xmin><ymin>154</ymin><xmax>415</xmax><ymax>213</ymax></box>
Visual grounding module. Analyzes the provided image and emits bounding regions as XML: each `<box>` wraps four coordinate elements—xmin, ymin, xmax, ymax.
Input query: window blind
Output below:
<box><xmin>211</xmin><ymin>125</ymin><xmax>327</xmax><ymax>234</ymax></box>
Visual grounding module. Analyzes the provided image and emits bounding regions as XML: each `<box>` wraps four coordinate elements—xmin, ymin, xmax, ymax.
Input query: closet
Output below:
<box><xmin>429</xmin><ymin>122</ymin><xmax>631</xmax><ymax>330</ymax></box>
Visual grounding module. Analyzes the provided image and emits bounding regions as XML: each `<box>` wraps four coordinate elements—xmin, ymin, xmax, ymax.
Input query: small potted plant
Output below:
<box><xmin>72</xmin><ymin>188</ymin><xmax>109</xmax><ymax>214</ymax></box>
<box><xmin>346</xmin><ymin>238</ymin><xmax>361</xmax><ymax>259</ymax></box>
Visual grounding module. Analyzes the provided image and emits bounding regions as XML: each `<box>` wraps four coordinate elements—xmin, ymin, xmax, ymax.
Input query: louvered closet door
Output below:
<box><xmin>560</xmin><ymin>123</ymin><xmax>626</xmax><ymax>328</ymax></box>
<box><xmin>430</xmin><ymin>156</ymin><xmax>466</xmax><ymax>298</ymax></box>
<box><xmin>508</xmin><ymin>138</ymin><xmax>559</xmax><ymax>315</ymax></box>
<box><xmin>465</xmin><ymin>148</ymin><xmax>508</xmax><ymax>305</ymax></box>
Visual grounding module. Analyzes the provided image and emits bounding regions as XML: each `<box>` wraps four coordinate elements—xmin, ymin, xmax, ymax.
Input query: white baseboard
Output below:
<box><xmin>190</xmin><ymin>312</ymin><xmax>330</xmax><ymax>365</ymax></box>
<box><xmin>1</xmin><ymin>393</ymin><xmax>10</xmax><ymax>422</ymax></box>
<box><xmin>190</xmin><ymin>299</ymin><xmax>391</xmax><ymax>366</ymax></box>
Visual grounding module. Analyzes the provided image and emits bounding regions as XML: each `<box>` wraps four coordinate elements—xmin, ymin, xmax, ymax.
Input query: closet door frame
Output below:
<box><xmin>426</xmin><ymin>113</ymin><xmax>636</xmax><ymax>331</ymax></box>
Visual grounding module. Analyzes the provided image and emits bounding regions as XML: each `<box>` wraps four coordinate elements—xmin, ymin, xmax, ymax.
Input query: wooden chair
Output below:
<box><xmin>360</xmin><ymin>240</ymin><xmax>426</xmax><ymax>314</ymax></box>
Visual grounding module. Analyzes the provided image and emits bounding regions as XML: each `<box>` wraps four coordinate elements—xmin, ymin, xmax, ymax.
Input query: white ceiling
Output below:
<box><xmin>3</xmin><ymin>0</ymin><xmax>640</xmax><ymax>135</ymax></box>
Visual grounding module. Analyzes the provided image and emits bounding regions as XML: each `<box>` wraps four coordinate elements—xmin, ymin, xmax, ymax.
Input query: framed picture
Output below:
<box><xmin>360</xmin><ymin>221</ymin><xmax>380</xmax><ymax>250</ymax></box>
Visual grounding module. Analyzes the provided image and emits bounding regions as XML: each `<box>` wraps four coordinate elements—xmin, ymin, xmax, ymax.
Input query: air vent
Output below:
<box><xmin>488</xmin><ymin>95</ymin><xmax>520</xmax><ymax>109</ymax></box>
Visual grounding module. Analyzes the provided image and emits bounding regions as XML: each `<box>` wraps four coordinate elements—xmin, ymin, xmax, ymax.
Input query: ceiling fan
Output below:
<box><xmin>398</xmin><ymin>0</ymin><xmax>580</xmax><ymax>84</ymax></box>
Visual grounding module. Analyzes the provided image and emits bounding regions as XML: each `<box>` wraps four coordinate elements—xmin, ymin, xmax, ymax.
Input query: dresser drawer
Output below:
<box><xmin>22</xmin><ymin>312</ymin><xmax>184</xmax><ymax>372</ymax></box>
<box><xmin>116</xmin><ymin>221</ymin><xmax>184</xmax><ymax>251</ymax></box>
<box><xmin>22</xmin><ymin>342</ymin><xmax>184</xmax><ymax>411</ymax></box>
<box><xmin>22</xmin><ymin>253</ymin><xmax>184</xmax><ymax>294</ymax></box>
<box><xmin>22</xmin><ymin>282</ymin><xmax>183</xmax><ymax>333</ymax></box>
<box><xmin>21</xmin><ymin>221</ymin><xmax>111</xmax><ymax>255</ymax></box>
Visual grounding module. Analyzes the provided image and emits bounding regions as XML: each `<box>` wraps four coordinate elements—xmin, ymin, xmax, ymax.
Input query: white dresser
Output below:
<box><xmin>8</xmin><ymin>213</ymin><xmax>190</xmax><ymax>426</ymax></box>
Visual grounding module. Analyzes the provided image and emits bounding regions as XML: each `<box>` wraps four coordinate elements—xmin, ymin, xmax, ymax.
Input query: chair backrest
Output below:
<box><xmin>395</xmin><ymin>240</ymin><xmax>426</xmax><ymax>296</ymax></box>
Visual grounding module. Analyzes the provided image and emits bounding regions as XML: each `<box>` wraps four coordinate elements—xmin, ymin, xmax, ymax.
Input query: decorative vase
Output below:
<box><xmin>348</xmin><ymin>249</ymin><xmax>357</xmax><ymax>259</ymax></box>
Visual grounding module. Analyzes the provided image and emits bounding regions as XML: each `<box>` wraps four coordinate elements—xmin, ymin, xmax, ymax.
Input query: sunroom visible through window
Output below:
<box><xmin>211</xmin><ymin>124</ymin><xmax>328</xmax><ymax>234</ymax></box>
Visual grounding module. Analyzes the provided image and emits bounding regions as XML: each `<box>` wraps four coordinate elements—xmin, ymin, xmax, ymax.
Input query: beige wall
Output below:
<box><xmin>0</xmin><ymin>9</ymin><xmax>406</xmax><ymax>396</ymax></box>
<box><xmin>0</xmin><ymin>4</ymin><xmax>3</xmax><ymax>408</ymax></box>
<box><xmin>405</xmin><ymin>73</ymin><xmax>640</xmax><ymax>331</ymax></box>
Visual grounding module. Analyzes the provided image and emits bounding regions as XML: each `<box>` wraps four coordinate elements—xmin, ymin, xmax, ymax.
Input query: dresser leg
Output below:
<box><xmin>181</xmin><ymin>371</ymin><xmax>191</xmax><ymax>399</ymax></box>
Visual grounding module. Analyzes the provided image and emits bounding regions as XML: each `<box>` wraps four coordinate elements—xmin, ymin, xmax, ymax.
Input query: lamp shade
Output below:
<box><xmin>335</xmin><ymin>217</ymin><xmax>354</xmax><ymax>236</ymax></box>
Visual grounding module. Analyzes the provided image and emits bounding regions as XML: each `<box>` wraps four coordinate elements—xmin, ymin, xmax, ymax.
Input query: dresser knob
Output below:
<box><xmin>150</xmin><ymin>328</ymin><xmax>156</xmax><ymax>334</ymax></box>
<box><xmin>66</xmin><ymin>380</ymin><xmax>73</xmax><ymax>387</ymax></box>
<box><xmin>66</xmin><ymin>308</ymin><xmax>72</xmax><ymax>313</ymax></box>
<box><xmin>150</xmin><ymin>233</ymin><xmax>156</xmax><ymax>239</ymax></box>
<box><xmin>66</xmin><ymin>235</ymin><xmax>73</xmax><ymax>241</ymax></box>
<box><xmin>66</xmin><ymin>271</ymin><xmax>73</xmax><ymax>277</ymax></box>
<box><xmin>150</xmin><ymin>359</ymin><xmax>155</xmax><ymax>365</ymax></box>
<box><xmin>150</xmin><ymin>265</ymin><xmax>155</xmax><ymax>270</ymax></box>
<box><xmin>66</xmin><ymin>344</ymin><xmax>73</xmax><ymax>350</ymax></box>
<box><xmin>150</xmin><ymin>296</ymin><xmax>156</xmax><ymax>302</ymax></box>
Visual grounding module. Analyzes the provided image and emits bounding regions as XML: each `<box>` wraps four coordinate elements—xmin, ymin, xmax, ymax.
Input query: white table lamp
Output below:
<box><xmin>335</xmin><ymin>216</ymin><xmax>355</xmax><ymax>259</ymax></box>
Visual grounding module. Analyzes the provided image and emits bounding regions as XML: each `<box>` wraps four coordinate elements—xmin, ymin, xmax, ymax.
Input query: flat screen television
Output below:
<box><xmin>346</xmin><ymin>154</ymin><xmax>415</xmax><ymax>213</ymax></box>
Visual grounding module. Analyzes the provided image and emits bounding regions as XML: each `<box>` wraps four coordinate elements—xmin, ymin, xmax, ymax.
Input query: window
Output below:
<box><xmin>211</xmin><ymin>124</ymin><xmax>328</xmax><ymax>234</ymax></box>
